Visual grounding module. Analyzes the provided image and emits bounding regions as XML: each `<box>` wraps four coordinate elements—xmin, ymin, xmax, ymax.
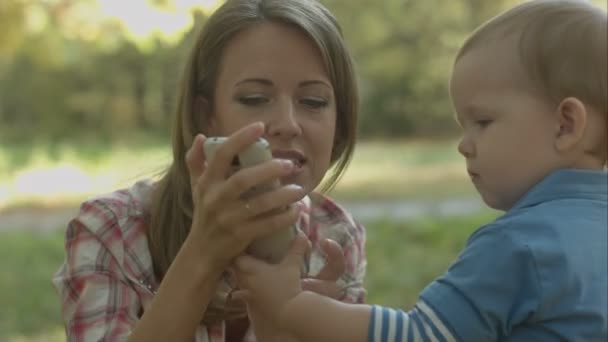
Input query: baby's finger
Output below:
<box><xmin>314</xmin><ymin>239</ymin><xmax>346</xmax><ymax>282</ymax></box>
<box><xmin>301</xmin><ymin>278</ymin><xmax>344</xmax><ymax>300</ymax></box>
<box><xmin>234</xmin><ymin>254</ymin><xmax>266</xmax><ymax>274</ymax></box>
<box><xmin>283</xmin><ymin>233</ymin><xmax>312</xmax><ymax>268</ymax></box>
<box><xmin>229</xmin><ymin>289</ymin><xmax>250</xmax><ymax>302</ymax></box>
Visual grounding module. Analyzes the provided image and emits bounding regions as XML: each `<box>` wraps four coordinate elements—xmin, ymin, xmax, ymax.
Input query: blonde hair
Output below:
<box><xmin>148</xmin><ymin>0</ymin><xmax>359</xmax><ymax>279</ymax></box>
<box><xmin>457</xmin><ymin>0</ymin><xmax>607</xmax><ymax>114</ymax></box>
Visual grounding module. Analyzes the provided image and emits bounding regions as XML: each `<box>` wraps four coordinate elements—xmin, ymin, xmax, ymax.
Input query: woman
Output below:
<box><xmin>53</xmin><ymin>0</ymin><xmax>367</xmax><ymax>341</ymax></box>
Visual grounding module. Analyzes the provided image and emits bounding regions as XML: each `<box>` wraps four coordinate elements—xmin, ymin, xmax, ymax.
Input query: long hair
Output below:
<box><xmin>147</xmin><ymin>0</ymin><xmax>359</xmax><ymax>279</ymax></box>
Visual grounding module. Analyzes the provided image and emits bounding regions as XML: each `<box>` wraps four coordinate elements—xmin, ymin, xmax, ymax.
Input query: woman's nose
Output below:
<box><xmin>265</xmin><ymin>100</ymin><xmax>302</xmax><ymax>139</ymax></box>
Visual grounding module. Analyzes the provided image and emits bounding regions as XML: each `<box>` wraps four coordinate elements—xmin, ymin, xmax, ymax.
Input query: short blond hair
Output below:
<box><xmin>457</xmin><ymin>0</ymin><xmax>607</xmax><ymax>115</ymax></box>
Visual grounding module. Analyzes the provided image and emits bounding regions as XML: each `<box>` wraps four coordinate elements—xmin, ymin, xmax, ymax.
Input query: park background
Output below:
<box><xmin>1</xmin><ymin>0</ymin><xmax>605</xmax><ymax>340</ymax></box>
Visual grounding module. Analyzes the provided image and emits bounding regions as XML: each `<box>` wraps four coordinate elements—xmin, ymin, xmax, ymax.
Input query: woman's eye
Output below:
<box><xmin>476</xmin><ymin>119</ymin><xmax>493</xmax><ymax>128</ymax></box>
<box><xmin>301</xmin><ymin>97</ymin><xmax>328</xmax><ymax>109</ymax></box>
<box><xmin>238</xmin><ymin>95</ymin><xmax>268</xmax><ymax>106</ymax></box>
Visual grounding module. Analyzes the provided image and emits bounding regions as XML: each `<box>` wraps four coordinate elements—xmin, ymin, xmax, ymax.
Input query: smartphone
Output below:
<box><xmin>203</xmin><ymin>137</ymin><xmax>297</xmax><ymax>263</ymax></box>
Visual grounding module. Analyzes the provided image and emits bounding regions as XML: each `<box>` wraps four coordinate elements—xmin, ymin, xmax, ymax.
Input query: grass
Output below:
<box><xmin>363</xmin><ymin>211</ymin><xmax>499</xmax><ymax>308</ymax></box>
<box><xmin>0</xmin><ymin>140</ymin><xmax>171</xmax><ymax>209</ymax></box>
<box><xmin>0</xmin><ymin>211</ymin><xmax>500</xmax><ymax>340</ymax></box>
<box><xmin>0</xmin><ymin>138</ymin><xmax>485</xmax><ymax>340</ymax></box>
<box><xmin>0</xmin><ymin>138</ymin><xmax>474</xmax><ymax>210</ymax></box>
<box><xmin>329</xmin><ymin>139</ymin><xmax>473</xmax><ymax>201</ymax></box>
<box><xmin>0</xmin><ymin>231</ymin><xmax>67</xmax><ymax>342</ymax></box>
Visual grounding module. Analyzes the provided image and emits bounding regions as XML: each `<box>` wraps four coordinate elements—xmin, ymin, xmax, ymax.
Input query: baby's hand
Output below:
<box><xmin>233</xmin><ymin>233</ymin><xmax>311</xmax><ymax>324</ymax></box>
<box><xmin>301</xmin><ymin>238</ymin><xmax>347</xmax><ymax>300</ymax></box>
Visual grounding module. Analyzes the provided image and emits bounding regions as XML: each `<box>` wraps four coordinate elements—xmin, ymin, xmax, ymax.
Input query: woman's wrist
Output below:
<box><xmin>181</xmin><ymin>230</ymin><xmax>225</xmax><ymax>286</ymax></box>
<box><xmin>129</xmin><ymin>230</ymin><xmax>226</xmax><ymax>341</ymax></box>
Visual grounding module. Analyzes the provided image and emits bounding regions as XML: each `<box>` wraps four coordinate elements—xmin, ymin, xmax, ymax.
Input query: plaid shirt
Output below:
<box><xmin>53</xmin><ymin>180</ymin><xmax>367</xmax><ymax>341</ymax></box>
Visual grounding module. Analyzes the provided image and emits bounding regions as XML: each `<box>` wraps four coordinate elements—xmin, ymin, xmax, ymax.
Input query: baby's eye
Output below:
<box><xmin>238</xmin><ymin>95</ymin><xmax>269</xmax><ymax>106</ymax></box>
<box><xmin>300</xmin><ymin>97</ymin><xmax>329</xmax><ymax>109</ymax></box>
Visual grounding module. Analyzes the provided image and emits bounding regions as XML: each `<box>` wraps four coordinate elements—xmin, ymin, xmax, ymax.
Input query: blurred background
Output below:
<box><xmin>1</xmin><ymin>0</ymin><xmax>605</xmax><ymax>340</ymax></box>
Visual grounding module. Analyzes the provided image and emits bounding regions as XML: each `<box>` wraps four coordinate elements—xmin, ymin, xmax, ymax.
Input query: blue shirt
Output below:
<box><xmin>369</xmin><ymin>169</ymin><xmax>607</xmax><ymax>341</ymax></box>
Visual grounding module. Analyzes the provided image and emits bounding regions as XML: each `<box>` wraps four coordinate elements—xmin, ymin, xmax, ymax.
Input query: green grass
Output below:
<box><xmin>0</xmin><ymin>138</ymin><xmax>473</xmax><ymax>210</ymax></box>
<box><xmin>329</xmin><ymin>139</ymin><xmax>473</xmax><ymax>201</ymax></box>
<box><xmin>363</xmin><ymin>211</ymin><xmax>499</xmax><ymax>308</ymax></box>
<box><xmin>0</xmin><ymin>138</ymin><xmax>484</xmax><ymax>340</ymax></box>
<box><xmin>0</xmin><ymin>140</ymin><xmax>171</xmax><ymax>209</ymax></box>
<box><xmin>0</xmin><ymin>211</ymin><xmax>499</xmax><ymax>340</ymax></box>
<box><xmin>0</xmin><ymin>231</ymin><xmax>66</xmax><ymax>341</ymax></box>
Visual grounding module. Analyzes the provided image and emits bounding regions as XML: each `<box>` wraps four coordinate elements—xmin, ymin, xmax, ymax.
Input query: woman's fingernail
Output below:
<box><xmin>286</xmin><ymin>184</ymin><xmax>303</xmax><ymax>192</ymax></box>
<box><xmin>250</xmin><ymin>122</ymin><xmax>264</xmax><ymax>136</ymax></box>
<box><xmin>281</xmin><ymin>159</ymin><xmax>294</xmax><ymax>171</ymax></box>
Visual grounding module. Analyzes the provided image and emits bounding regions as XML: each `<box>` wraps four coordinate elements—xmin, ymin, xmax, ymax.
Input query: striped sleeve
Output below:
<box><xmin>367</xmin><ymin>302</ymin><xmax>458</xmax><ymax>342</ymax></box>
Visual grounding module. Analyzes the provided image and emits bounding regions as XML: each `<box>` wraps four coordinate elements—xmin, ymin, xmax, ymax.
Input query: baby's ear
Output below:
<box><xmin>554</xmin><ymin>97</ymin><xmax>587</xmax><ymax>152</ymax></box>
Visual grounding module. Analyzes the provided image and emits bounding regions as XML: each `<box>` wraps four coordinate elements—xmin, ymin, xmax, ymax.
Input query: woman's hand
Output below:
<box><xmin>185</xmin><ymin>122</ymin><xmax>306</xmax><ymax>273</ymax></box>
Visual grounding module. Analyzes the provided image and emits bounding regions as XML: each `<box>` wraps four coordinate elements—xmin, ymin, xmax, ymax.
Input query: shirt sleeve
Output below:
<box><xmin>52</xmin><ymin>202</ymin><xmax>141</xmax><ymax>342</ymax></box>
<box><xmin>417</xmin><ymin>224</ymin><xmax>542</xmax><ymax>341</ymax></box>
<box><xmin>368</xmin><ymin>302</ymin><xmax>458</xmax><ymax>341</ymax></box>
<box><xmin>367</xmin><ymin>224</ymin><xmax>541</xmax><ymax>341</ymax></box>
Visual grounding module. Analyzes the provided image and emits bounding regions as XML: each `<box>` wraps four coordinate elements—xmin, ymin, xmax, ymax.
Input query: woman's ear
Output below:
<box><xmin>554</xmin><ymin>97</ymin><xmax>587</xmax><ymax>152</ymax></box>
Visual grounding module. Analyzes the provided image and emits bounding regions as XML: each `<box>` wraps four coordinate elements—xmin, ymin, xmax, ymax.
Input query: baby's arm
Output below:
<box><xmin>281</xmin><ymin>292</ymin><xmax>460</xmax><ymax>342</ymax></box>
<box><xmin>236</xmin><ymin>234</ymin><xmax>459</xmax><ymax>342</ymax></box>
<box><xmin>280</xmin><ymin>291</ymin><xmax>371</xmax><ymax>342</ymax></box>
<box><xmin>236</xmin><ymin>235</ymin><xmax>371</xmax><ymax>342</ymax></box>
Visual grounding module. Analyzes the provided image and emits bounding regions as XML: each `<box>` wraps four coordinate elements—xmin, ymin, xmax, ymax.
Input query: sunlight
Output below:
<box><xmin>0</xmin><ymin>144</ymin><xmax>170</xmax><ymax>210</ymax></box>
<box><xmin>95</xmin><ymin>0</ymin><xmax>220</xmax><ymax>43</ymax></box>
<box><xmin>14</xmin><ymin>165</ymin><xmax>91</xmax><ymax>197</ymax></box>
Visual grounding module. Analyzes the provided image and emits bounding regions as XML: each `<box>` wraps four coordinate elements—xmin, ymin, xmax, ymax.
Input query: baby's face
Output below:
<box><xmin>450</xmin><ymin>45</ymin><xmax>563</xmax><ymax>211</ymax></box>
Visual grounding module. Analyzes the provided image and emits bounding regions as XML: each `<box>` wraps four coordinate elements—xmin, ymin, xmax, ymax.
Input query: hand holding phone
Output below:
<box><xmin>203</xmin><ymin>137</ymin><xmax>297</xmax><ymax>263</ymax></box>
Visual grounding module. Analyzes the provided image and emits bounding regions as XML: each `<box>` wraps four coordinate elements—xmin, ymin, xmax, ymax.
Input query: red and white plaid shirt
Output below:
<box><xmin>53</xmin><ymin>180</ymin><xmax>367</xmax><ymax>341</ymax></box>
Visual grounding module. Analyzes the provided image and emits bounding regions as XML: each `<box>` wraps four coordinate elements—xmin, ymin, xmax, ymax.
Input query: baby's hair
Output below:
<box><xmin>456</xmin><ymin>0</ymin><xmax>607</xmax><ymax>116</ymax></box>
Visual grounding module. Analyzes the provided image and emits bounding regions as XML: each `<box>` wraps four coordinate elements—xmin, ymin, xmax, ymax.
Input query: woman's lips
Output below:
<box><xmin>272</xmin><ymin>149</ymin><xmax>306</xmax><ymax>175</ymax></box>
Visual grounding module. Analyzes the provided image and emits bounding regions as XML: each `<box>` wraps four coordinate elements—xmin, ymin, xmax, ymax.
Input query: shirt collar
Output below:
<box><xmin>511</xmin><ymin>168</ymin><xmax>607</xmax><ymax>211</ymax></box>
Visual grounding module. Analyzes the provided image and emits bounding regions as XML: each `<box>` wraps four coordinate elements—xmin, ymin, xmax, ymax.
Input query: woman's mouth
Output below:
<box><xmin>272</xmin><ymin>149</ymin><xmax>306</xmax><ymax>174</ymax></box>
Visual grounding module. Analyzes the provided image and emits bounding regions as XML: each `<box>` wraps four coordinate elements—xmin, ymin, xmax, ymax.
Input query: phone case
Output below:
<box><xmin>203</xmin><ymin>137</ymin><xmax>297</xmax><ymax>263</ymax></box>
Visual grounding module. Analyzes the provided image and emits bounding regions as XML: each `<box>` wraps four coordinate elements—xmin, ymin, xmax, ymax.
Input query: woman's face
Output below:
<box><xmin>206</xmin><ymin>21</ymin><xmax>337</xmax><ymax>193</ymax></box>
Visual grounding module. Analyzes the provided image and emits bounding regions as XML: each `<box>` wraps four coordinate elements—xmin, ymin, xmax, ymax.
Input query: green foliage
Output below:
<box><xmin>0</xmin><ymin>212</ymin><xmax>498</xmax><ymax>339</ymax></box>
<box><xmin>0</xmin><ymin>0</ymin><xmax>605</xmax><ymax>142</ymax></box>
<box><xmin>0</xmin><ymin>1</ymin><xmax>207</xmax><ymax>144</ymax></box>
<box><xmin>364</xmin><ymin>211</ymin><xmax>500</xmax><ymax>308</ymax></box>
<box><xmin>328</xmin><ymin>139</ymin><xmax>473</xmax><ymax>201</ymax></box>
<box><xmin>0</xmin><ymin>231</ymin><xmax>66</xmax><ymax>340</ymax></box>
<box><xmin>322</xmin><ymin>0</ymin><xmax>521</xmax><ymax>137</ymax></box>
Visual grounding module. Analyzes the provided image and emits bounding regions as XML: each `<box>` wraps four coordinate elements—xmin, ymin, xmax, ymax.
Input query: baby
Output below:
<box><xmin>234</xmin><ymin>1</ymin><xmax>608</xmax><ymax>341</ymax></box>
